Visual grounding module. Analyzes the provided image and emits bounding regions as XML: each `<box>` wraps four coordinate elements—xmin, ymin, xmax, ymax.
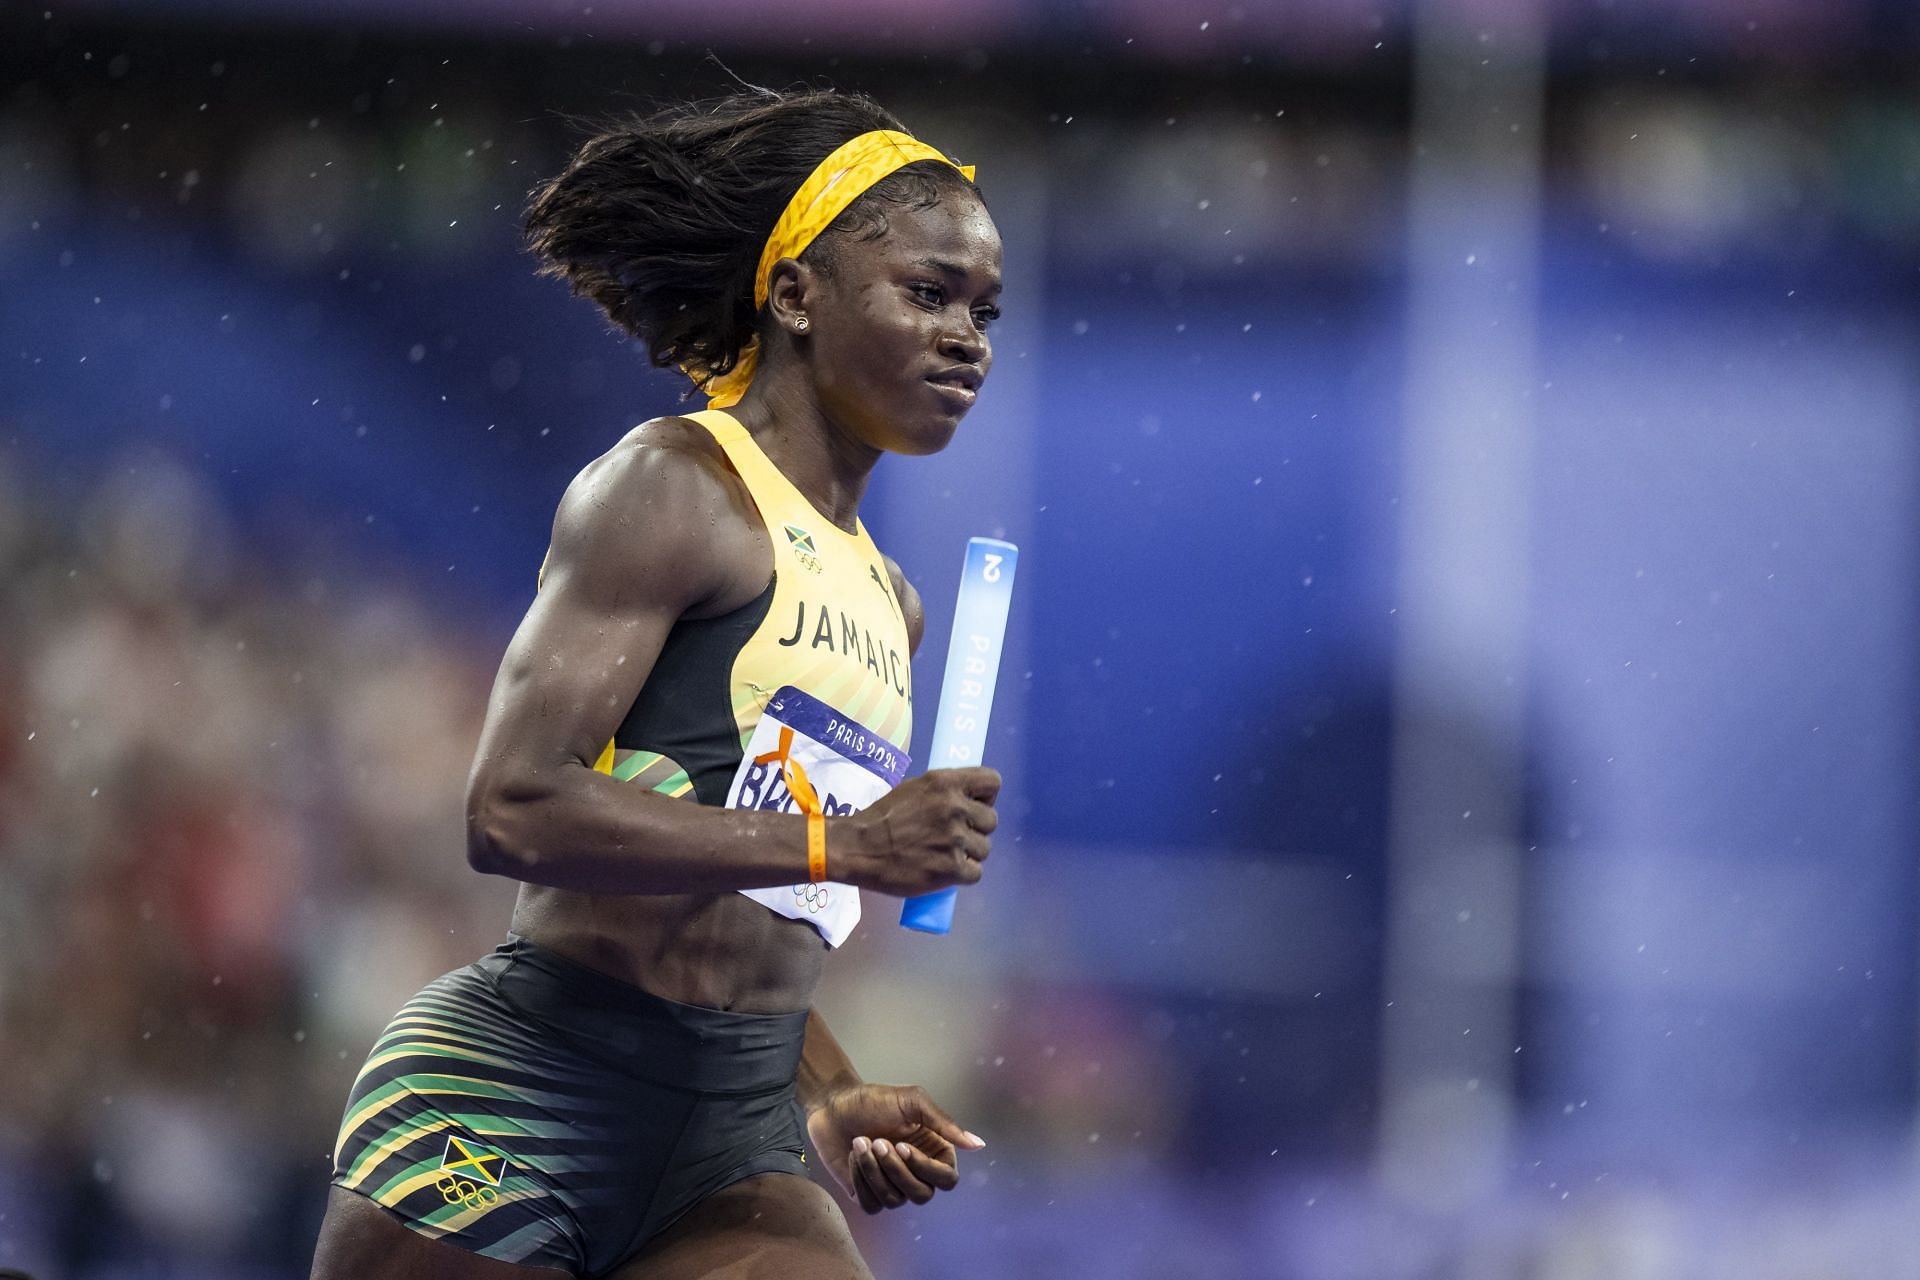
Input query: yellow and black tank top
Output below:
<box><xmin>588</xmin><ymin>409</ymin><xmax>913</xmax><ymax>938</ymax></box>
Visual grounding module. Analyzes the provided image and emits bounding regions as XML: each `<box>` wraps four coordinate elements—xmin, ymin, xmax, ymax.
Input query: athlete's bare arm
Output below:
<box><xmin>464</xmin><ymin>420</ymin><xmax>998</xmax><ymax>898</ymax></box>
<box><xmin>882</xmin><ymin>553</ymin><xmax>925</xmax><ymax>654</ymax></box>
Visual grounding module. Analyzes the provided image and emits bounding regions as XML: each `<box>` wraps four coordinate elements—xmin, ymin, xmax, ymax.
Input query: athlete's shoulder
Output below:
<box><xmin>544</xmin><ymin>415</ymin><xmax>763</xmax><ymax>608</ymax></box>
<box><xmin>622</xmin><ymin>412</ymin><xmax>728</xmax><ymax>460</ymax></box>
<box><xmin>587</xmin><ymin>413</ymin><xmax>734</xmax><ymax>493</ymax></box>
<box><xmin>555</xmin><ymin>416</ymin><xmax>745</xmax><ymax>529</ymax></box>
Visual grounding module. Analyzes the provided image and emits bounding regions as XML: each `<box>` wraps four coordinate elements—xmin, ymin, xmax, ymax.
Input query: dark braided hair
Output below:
<box><xmin>523</xmin><ymin>87</ymin><xmax>981</xmax><ymax>394</ymax></box>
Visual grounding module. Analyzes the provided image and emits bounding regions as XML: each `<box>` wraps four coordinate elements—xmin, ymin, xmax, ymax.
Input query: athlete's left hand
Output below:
<box><xmin>806</xmin><ymin>1084</ymin><xmax>985</xmax><ymax>1214</ymax></box>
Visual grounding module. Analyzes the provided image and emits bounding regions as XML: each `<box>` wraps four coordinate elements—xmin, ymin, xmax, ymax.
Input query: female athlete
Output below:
<box><xmin>310</xmin><ymin>86</ymin><xmax>1004</xmax><ymax>1278</ymax></box>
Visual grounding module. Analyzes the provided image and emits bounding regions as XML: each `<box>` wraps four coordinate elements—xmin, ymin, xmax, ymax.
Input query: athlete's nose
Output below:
<box><xmin>936</xmin><ymin>323</ymin><xmax>986</xmax><ymax>367</ymax></box>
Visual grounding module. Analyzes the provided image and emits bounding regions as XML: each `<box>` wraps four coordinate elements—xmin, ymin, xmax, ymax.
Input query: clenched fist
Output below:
<box><xmin>838</xmin><ymin>767</ymin><xmax>1000</xmax><ymax>897</ymax></box>
<box><xmin>807</xmin><ymin>1083</ymin><xmax>985</xmax><ymax>1214</ymax></box>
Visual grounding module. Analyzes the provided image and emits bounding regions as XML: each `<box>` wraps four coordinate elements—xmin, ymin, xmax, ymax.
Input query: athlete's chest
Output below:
<box><xmin>734</xmin><ymin>520</ymin><xmax>914</xmax><ymax>746</ymax></box>
<box><xmin>767</xmin><ymin>573</ymin><xmax>911</xmax><ymax>691</ymax></box>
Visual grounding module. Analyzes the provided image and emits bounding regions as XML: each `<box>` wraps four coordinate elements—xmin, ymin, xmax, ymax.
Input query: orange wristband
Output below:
<box><xmin>806</xmin><ymin>812</ymin><xmax>827</xmax><ymax>884</ymax></box>
<box><xmin>755</xmin><ymin>728</ymin><xmax>828</xmax><ymax>885</ymax></box>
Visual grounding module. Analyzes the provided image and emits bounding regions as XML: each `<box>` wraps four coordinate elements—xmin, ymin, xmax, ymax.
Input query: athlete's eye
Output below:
<box><xmin>909</xmin><ymin>282</ymin><xmax>945</xmax><ymax>306</ymax></box>
<box><xmin>971</xmin><ymin>305</ymin><xmax>1001</xmax><ymax>331</ymax></box>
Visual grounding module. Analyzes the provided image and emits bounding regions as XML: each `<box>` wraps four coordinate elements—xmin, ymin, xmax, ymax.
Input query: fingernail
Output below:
<box><xmin>853</xmin><ymin>1137</ymin><xmax>870</xmax><ymax>1154</ymax></box>
<box><xmin>873</xmin><ymin>1139</ymin><xmax>890</xmax><ymax>1157</ymax></box>
<box><xmin>963</xmin><ymin>1131</ymin><xmax>986</xmax><ymax>1148</ymax></box>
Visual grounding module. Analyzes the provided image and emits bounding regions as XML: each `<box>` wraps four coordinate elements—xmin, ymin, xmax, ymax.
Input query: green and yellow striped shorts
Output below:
<box><xmin>330</xmin><ymin>937</ymin><xmax>811</xmax><ymax>1273</ymax></box>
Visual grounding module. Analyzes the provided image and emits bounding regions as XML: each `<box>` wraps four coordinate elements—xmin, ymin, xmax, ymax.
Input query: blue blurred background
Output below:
<box><xmin>3</xmin><ymin>1</ymin><xmax>1917</xmax><ymax>1275</ymax></box>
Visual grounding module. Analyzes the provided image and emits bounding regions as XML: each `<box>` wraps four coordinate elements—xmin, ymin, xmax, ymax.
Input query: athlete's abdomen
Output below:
<box><xmin>509</xmin><ymin>884</ymin><xmax>826</xmax><ymax>1012</ymax></box>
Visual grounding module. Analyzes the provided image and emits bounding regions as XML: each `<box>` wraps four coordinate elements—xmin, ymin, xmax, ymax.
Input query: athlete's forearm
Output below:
<box><xmin>796</xmin><ymin>1008</ymin><xmax>863</xmax><ymax>1112</ymax></box>
<box><xmin>466</xmin><ymin>760</ymin><xmax>860</xmax><ymax>894</ymax></box>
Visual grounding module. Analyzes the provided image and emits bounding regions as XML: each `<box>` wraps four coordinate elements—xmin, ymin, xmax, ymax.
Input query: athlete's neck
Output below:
<box><xmin>726</xmin><ymin>375</ymin><xmax>879</xmax><ymax>534</ymax></box>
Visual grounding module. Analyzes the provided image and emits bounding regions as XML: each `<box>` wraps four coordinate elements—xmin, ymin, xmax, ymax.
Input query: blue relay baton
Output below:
<box><xmin>900</xmin><ymin>537</ymin><xmax>1019</xmax><ymax>934</ymax></box>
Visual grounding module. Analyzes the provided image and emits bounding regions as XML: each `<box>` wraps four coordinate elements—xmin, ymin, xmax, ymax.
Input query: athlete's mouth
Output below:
<box><xmin>926</xmin><ymin>365</ymin><xmax>983</xmax><ymax>393</ymax></box>
<box><xmin>926</xmin><ymin>366</ymin><xmax>982</xmax><ymax>407</ymax></box>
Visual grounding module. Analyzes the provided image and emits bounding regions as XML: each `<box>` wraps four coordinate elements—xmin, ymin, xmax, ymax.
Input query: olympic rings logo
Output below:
<box><xmin>437</xmin><ymin>1174</ymin><xmax>499</xmax><ymax>1212</ymax></box>
<box><xmin>793</xmin><ymin>882</ymin><xmax>830</xmax><ymax>913</ymax></box>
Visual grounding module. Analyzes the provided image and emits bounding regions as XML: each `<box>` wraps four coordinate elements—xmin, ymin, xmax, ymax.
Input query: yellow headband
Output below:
<box><xmin>698</xmin><ymin>129</ymin><xmax>975</xmax><ymax>408</ymax></box>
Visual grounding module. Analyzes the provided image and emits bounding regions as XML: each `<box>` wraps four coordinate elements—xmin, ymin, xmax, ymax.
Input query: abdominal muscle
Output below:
<box><xmin>508</xmin><ymin>882</ymin><xmax>828</xmax><ymax>1014</ymax></box>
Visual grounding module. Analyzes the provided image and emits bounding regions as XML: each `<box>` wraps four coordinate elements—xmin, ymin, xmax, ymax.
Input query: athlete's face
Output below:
<box><xmin>808</xmin><ymin>194</ymin><xmax>1003</xmax><ymax>456</ymax></box>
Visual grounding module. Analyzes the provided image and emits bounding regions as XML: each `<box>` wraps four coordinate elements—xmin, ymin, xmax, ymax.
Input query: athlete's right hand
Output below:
<box><xmin>841</xmin><ymin>768</ymin><xmax>1000</xmax><ymax>897</ymax></box>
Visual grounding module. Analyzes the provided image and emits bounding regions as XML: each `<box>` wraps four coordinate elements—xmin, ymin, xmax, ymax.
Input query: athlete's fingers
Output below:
<box><xmin>930</xmin><ymin>767</ymin><xmax>999</xmax><ymax>803</ymax></box>
<box><xmin>915</xmin><ymin>1127</ymin><xmax>958</xmax><ymax>1166</ymax></box>
<box><xmin>955</xmin><ymin>855</ymin><xmax>983</xmax><ymax>886</ymax></box>
<box><xmin>852</xmin><ymin>1167</ymin><xmax>882</xmax><ymax>1216</ymax></box>
<box><xmin>850</xmin><ymin>1144</ymin><xmax>885</xmax><ymax>1214</ymax></box>
<box><xmin>867</xmin><ymin>1165</ymin><xmax>905</xmax><ymax>1209</ymax></box>
<box><xmin>854</xmin><ymin>1140</ymin><xmax>905</xmax><ymax>1210</ymax></box>
<box><xmin>899</xmin><ymin>1087</ymin><xmax>986</xmax><ymax>1152</ymax></box>
<box><xmin>899</xmin><ymin>1140</ymin><xmax>960</xmax><ymax>1192</ymax></box>
<box><xmin>965</xmin><ymin>800</ymin><xmax>998</xmax><ymax>834</ymax></box>
<box><xmin>962</xmin><ymin>830</ymin><xmax>991</xmax><ymax>864</ymax></box>
<box><xmin>846</xmin><ymin>1136</ymin><xmax>879</xmax><ymax>1213</ymax></box>
<box><xmin>958</xmin><ymin>767</ymin><xmax>1002</xmax><ymax>805</ymax></box>
<box><xmin>872</xmin><ymin>1138</ymin><xmax>936</xmax><ymax>1204</ymax></box>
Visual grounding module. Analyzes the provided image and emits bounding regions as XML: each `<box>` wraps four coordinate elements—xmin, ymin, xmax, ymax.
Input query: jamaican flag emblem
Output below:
<box><xmin>439</xmin><ymin>1134</ymin><xmax>509</xmax><ymax>1187</ymax></box>
<box><xmin>783</xmin><ymin>523</ymin><xmax>823</xmax><ymax>574</ymax></box>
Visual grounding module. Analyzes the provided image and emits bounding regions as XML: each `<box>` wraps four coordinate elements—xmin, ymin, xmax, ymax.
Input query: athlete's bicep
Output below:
<box><xmin>471</xmin><ymin>441</ymin><xmax>742</xmax><ymax>785</ymax></box>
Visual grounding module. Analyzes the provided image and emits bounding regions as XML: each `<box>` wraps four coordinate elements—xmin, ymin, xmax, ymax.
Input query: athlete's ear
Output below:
<box><xmin>764</xmin><ymin>258</ymin><xmax>823</xmax><ymax>339</ymax></box>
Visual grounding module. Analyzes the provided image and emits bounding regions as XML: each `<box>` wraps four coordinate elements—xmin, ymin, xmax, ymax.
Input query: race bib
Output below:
<box><xmin>729</xmin><ymin>686</ymin><xmax>910</xmax><ymax>947</ymax></box>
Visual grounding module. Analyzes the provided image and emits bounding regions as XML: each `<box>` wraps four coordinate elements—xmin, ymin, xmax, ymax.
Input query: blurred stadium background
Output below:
<box><xmin>3</xmin><ymin>0</ymin><xmax>1918</xmax><ymax>1276</ymax></box>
